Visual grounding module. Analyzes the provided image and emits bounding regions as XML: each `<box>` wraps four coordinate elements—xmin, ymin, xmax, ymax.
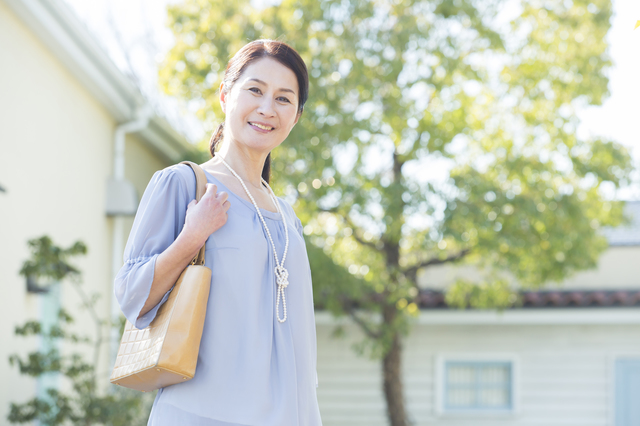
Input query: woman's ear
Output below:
<box><xmin>293</xmin><ymin>110</ymin><xmax>302</xmax><ymax>126</ymax></box>
<box><xmin>219</xmin><ymin>82</ymin><xmax>226</xmax><ymax>113</ymax></box>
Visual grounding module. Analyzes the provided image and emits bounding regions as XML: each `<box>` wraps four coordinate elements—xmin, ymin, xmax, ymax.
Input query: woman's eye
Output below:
<box><xmin>249</xmin><ymin>87</ymin><xmax>261</xmax><ymax>94</ymax></box>
<box><xmin>277</xmin><ymin>97</ymin><xmax>291</xmax><ymax>103</ymax></box>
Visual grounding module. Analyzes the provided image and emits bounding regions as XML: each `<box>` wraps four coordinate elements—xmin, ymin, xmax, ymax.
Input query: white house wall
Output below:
<box><xmin>551</xmin><ymin>246</ymin><xmax>640</xmax><ymax>289</ymax></box>
<box><xmin>418</xmin><ymin>246</ymin><xmax>640</xmax><ymax>291</ymax></box>
<box><xmin>316</xmin><ymin>317</ymin><xmax>640</xmax><ymax>426</ymax></box>
<box><xmin>1</xmin><ymin>0</ymin><xmax>110</xmax><ymax>418</ymax></box>
<box><xmin>124</xmin><ymin>132</ymin><xmax>169</xmax><ymax>197</ymax></box>
<box><xmin>0</xmin><ymin>2</ymin><xmax>174</xmax><ymax>420</ymax></box>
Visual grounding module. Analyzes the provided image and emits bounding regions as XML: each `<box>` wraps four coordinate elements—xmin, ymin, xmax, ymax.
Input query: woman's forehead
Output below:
<box><xmin>238</xmin><ymin>57</ymin><xmax>298</xmax><ymax>94</ymax></box>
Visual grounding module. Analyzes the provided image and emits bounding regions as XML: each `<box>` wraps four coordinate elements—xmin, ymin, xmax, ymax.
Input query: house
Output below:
<box><xmin>0</xmin><ymin>0</ymin><xmax>194</xmax><ymax>421</ymax></box>
<box><xmin>314</xmin><ymin>202</ymin><xmax>640</xmax><ymax>425</ymax></box>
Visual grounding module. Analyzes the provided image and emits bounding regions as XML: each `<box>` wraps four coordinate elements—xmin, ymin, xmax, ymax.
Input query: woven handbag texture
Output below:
<box><xmin>111</xmin><ymin>306</ymin><xmax>172</xmax><ymax>381</ymax></box>
<box><xmin>110</xmin><ymin>264</ymin><xmax>211</xmax><ymax>392</ymax></box>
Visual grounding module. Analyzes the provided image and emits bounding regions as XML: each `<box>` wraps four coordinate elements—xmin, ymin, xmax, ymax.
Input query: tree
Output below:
<box><xmin>8</xmin><ymin>237</ymin><xmax>151</xmax><ymax>425</ymax></box>
<box><xmin>159</xmin><ymin>0</ymin><xmax>632</xmax><ymax>424</ymax></box>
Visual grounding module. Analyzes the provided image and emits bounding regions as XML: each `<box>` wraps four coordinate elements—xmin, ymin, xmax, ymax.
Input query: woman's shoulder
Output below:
<box><xmin>156</xmin><ymin>162</ymin><xmax>194</xmax><ymax>182</ymax></box>
<box><xmin>275</xmin><ymin>195</ymin><xmax>303</xmax><ymax>226</ymax></box>
<box><xmin>148</xmin><ymin>163</ymin><xmax>196</xmax><ymax>198</ymax></box>
<box><xmin>273</xmin><ymin>194</ymin><xmax>293</xmax><ymax>213</ymax></box>
<box><xmin>150</xmin><ymin>163</ymin><xmax>197</xmax><ymax>193</ymax></box>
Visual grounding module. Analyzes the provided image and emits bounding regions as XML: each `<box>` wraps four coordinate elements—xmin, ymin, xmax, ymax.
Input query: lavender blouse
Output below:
<box><xmin>114</xmin><ymin>163</ymin><xmax>322</xmax><ymax>425</ymax></box>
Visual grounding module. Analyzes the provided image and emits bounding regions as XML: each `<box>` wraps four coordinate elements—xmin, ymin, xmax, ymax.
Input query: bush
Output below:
<box><xmin>8</xmin><ymin>236</ymin><xmax>153</xmax><ymax>425</ymax></box>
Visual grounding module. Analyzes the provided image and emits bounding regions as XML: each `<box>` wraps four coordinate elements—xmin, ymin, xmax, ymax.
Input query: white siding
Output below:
<box><xmin>418</xmin><ymin>246</ymin><xmax>640</xmax><ymax>291</ymax></box>
<box><xmin>316</xmin><ymin>323</ymin><xmax>387</xmax><ymax>426</ymax></box>
<box><xmin>316</xmin><ymin>318</ymin><xmax>640</xmax><ymax>426</ymax></box>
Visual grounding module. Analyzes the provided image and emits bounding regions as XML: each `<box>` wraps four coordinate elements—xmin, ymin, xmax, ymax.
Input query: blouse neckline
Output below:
<box><xmin>200</xmin><ymin>167</ymin><xmax>284</xmax><ymax>222</ymax></box>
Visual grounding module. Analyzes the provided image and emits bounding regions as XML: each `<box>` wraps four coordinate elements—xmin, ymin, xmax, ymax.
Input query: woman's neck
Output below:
<box><xmin>215</xmin><ymin>138</ymin><xmax>268</xmax><ymax>190</ymax></box>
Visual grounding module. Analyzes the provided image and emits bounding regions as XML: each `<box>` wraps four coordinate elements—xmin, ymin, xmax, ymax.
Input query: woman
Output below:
<box><xmin>114</xmin><ymin>40</ymin><xmax>322</xmax><ymax>425</ymax></box>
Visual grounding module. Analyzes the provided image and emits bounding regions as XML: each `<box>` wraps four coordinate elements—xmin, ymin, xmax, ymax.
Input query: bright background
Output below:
<box><xmin>61</xmin><ymin>0</ymin><xmax>640</xmax><ymax>199</ymax></box>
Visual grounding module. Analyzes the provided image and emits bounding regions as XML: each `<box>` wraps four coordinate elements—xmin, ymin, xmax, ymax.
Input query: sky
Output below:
<box><xmin>61</xmin><ymin>0</ymin><xmax>640</xmax><ymax>199</ymax></box>
<box><xmin>577</xmin><ymin>1</ymin><xmax>640</xmax><ymax>149</ymax></box>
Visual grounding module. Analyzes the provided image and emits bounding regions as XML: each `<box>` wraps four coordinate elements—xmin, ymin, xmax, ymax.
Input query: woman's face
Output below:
<box><xmin>220</xmin><ymin>57</ymin><xmax>300</xmax><ymax>155</ymax></box>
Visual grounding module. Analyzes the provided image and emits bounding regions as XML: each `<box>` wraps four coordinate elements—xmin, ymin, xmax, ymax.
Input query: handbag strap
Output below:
<box><xmin>180</xmin><ymin>161</ymin><xmax>208</xmax><ymax>266</ymax></box>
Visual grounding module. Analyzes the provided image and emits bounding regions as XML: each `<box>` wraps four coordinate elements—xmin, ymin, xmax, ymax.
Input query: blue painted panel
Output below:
<box><xmin>616</xmin><ymin>358</ymin><xmax>640</xmax><ymax>426</ymax></box>
<box><xmin>38</xmin><ymin>282</ymin><xmax>60</xmax><ymax>404</ymax></box>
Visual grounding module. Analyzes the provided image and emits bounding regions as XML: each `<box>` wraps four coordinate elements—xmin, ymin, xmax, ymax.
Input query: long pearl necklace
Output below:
<box><xmin>219</xmin><ymin>157</ymin><xmax>290</xmax><ymax>323</ymax></box>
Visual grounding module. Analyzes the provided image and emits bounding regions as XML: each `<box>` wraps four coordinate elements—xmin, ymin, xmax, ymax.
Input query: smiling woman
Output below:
<box><xmin>208</xmin><ymin>40</ymin><xmax>309</xmax><ymax>185</ymax></box>
<box><xmin>212</xmin><ymin>56</ymin><xmax>302</xmax><ymax>191</ymax></box>
<box><xmin>113</xmin><ymin>40</ymin><xmax>321</xmax><ymax>426</ymax></box>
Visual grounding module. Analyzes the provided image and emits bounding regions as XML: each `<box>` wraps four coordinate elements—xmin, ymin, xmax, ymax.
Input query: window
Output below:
<box><xmin>444</xmin><ymin>361</ymin><xmax>513</xmax><ymax>411</ymax></box>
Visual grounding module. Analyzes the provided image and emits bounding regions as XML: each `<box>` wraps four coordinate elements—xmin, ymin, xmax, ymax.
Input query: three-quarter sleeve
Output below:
<box><xmin>114</xmin><ymin>167</ymin><xmax>190</xmax><ymax>329</ymax></box>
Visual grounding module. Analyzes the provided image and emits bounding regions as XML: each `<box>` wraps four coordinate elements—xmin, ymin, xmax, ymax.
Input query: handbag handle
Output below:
<box><xmin>180</xmin><ymin>161</ymin><xmax>208</xmax><ymax>266</ymax></box>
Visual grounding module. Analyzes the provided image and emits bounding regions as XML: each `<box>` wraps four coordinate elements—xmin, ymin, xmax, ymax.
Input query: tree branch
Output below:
<box><xmin>403</xmin><ymin>249</ymin><xmax>471</xmax><ymax>285</ymax></box>
<box><xmin>344</xmin><ymin>304</ymin><xmax>382</xmax><ymax>339</ymax></box>
<box><xmin>342</xmin><ymin>215</ymin><xmax>380</xmax><ymax>251</ymax></box>
<box><xmin>317</xmin><ymin>206</ymin><xmax>338</xmax><ymax>214</ymax></box>
<box><xmin>68</xmin><ymin>277</ymin><xmax>103</xmax><ymax>386</ymax></box>
<box><xmin>351</xmin><ymin>230</ymin><xmax>379</xmax><ymax>251</ymax></box>
<box><xmin>317</xmin><ymin>207</ymin><xmax>380</xmax><ymax>251</ymax></box>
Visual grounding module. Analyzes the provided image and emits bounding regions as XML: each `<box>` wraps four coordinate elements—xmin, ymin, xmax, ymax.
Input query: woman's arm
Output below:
<box><xmin>138</xmin><ymin>182</ymin><xmax>229</xmax><ymax>317</ymax></box>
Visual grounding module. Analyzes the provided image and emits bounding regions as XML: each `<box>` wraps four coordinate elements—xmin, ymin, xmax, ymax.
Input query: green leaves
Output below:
<box><xmin>7</xmin><ymin>387</ymin><xmax>146</xmax><ymax>426</ymax></box>
<box><xmin>446</xmin><ymin>279</ymin><xmax>516</xmax><ymax>310</ymax></box>
<box><xmin>8</xmin><ymin>312</ymin><xmax>149</xmax><ymax>426</ymax></box>
<box><xmin>9</xmin><ymin>350</ymin><xmax>62</xmax><ymax>377</ymax></box>
<box><xmin>8</xmin><ymin>237</ymin><xmax>151</xmax><ymax>425</ymax></box>
<box><xmin>163</xmin><ymin>0</ymin><xmax>631</xmax><ymax>329</ymax></box>
<box><xmin>19</xmin><ymin>236</ymin><xmax>87</xmax><ymax>285</ymax></box>
<box><xmin>445</xmin><ymin>157</ymin><xmax>623</xmax><ymax>288</ymax></box>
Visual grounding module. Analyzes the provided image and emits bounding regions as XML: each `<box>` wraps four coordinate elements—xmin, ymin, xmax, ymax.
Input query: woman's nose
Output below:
<box><xmin>256</xmin><ymin>97</ymin><xmax>276</xmax><ymax>117</ymax></box>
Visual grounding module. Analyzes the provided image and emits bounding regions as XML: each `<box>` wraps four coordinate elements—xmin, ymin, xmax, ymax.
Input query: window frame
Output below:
<box><xmin>435</xmin><ymin>354</ymin><xmax>520</xmax><ymax>417</ymax></box>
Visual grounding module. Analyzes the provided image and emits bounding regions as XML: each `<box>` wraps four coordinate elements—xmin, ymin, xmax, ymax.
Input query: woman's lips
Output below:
<box><xmin>248</xmin><ymin>122</ymin><xmax>275</xmax><ymax>133</ymax></box>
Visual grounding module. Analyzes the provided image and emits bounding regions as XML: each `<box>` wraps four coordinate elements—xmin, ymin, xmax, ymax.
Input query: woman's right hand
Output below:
<box><xmin>138</xmin><ymin>183</ymin><xmax>230</xmax><ymax>319</ymax></box>
<box><xmin>183</xmin><ymin>183</ymin><xmax>230</xmax><ymax>244</ymax></box>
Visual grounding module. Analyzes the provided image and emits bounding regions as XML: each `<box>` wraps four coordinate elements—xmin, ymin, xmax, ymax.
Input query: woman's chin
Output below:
<box><xmin>237</xmin><ymin>137</ymin><xmax>283</xmax><ymax>154</ymax></box>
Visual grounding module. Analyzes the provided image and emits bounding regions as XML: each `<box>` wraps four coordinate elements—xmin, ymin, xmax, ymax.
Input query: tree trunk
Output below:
<box><xmin>382</xmin><ymin>311</ymin><xmax>408</xmax><ymax>426</ymax></box>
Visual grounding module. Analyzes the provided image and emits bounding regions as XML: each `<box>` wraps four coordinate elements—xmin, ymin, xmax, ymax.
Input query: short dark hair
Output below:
<box><xmin>209</xmin><ymin>39</ymin><xmax>309</xmax><ymax>183</ymax></box>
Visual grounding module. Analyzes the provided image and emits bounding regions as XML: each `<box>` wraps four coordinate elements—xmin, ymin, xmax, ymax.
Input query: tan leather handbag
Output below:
<box><xmin>110</xmin><ymin>161</ymin><xmax>211</xmax><ymax>392</ymax></box>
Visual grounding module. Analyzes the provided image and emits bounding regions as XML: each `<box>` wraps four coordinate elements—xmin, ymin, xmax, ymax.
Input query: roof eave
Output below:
<box><xmin>140</xmin><ymin>116</ymin><xmax>193</xmax><ymax>163</ymax></box>
<box><xmin>4</xmin><ymin>0</ymin><xmax>193</xmax><ymax>159</ymax></box>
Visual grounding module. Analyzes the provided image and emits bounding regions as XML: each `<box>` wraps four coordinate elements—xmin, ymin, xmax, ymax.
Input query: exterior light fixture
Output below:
<box><xmin>26</xmin><ymin>275</ymin><xmax>52</xmax><ymax>294</ymax></box>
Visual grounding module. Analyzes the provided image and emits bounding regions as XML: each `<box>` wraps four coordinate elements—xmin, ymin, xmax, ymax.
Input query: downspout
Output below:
<box><xmin>109</xmin><ymin>106</ymin><xmax>152</xmax><ymax>367</ymax></box>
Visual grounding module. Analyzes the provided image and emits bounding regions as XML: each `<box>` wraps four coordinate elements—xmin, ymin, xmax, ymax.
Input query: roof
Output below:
<box><xmin>602</xmin><ymin>201</ymin><xmax>640</xmax><ymax>246</ymax></box>
<box><xmin>4</xmin><ymin>0</ymin><xmax>195</xmax><ymax>162</ymax></box>
<box><xmin>417</xmin><ymin>289</ymin><xmax>640</xmax><ymax>310</ymax></box>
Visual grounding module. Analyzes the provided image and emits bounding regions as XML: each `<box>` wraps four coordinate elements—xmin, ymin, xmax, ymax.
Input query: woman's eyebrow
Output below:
<box><xmin>247</xmin><ymin>78</ymin><xmax>296</xmax><ymax>95</ymax></box>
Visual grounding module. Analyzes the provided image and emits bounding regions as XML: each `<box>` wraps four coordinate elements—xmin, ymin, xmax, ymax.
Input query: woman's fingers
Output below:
<box><xmin>204</xmin><ymin>183</ymin><xmax>218</xmax><ymax>198</ymax></box>
<box><xmin>216</xmin><ymin>191</ymin><xmax>230</xmax><ymax>213</ymax></box>
<box><xmin>186</xmin><ymin>185</ymin><xmax>229</xmax><ymax>232</ymax></box>
<box><xmin>183</xmin><ymin>184</ymin><xmax>230</xmax><ymax>237</ymax></box>
<box><xmin>217</xmin><ymin>191</ymin><xmax>228</xmax><ymax>203</ymax></box>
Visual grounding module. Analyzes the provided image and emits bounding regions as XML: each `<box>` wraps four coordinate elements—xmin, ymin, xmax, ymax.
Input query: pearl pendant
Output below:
<box><xmin>275</xmin><ymin>265</ymin><xmax>289</xmax><ymax>288</ymax></box>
